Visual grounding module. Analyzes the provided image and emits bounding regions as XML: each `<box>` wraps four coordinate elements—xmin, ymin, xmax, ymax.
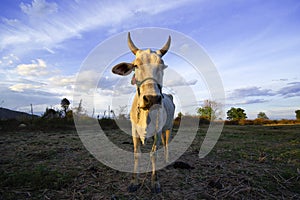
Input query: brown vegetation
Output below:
<box><xmin>1</xmin><ymin>121</ymin><xmax>299</xmax><ymax>199</ymax></box>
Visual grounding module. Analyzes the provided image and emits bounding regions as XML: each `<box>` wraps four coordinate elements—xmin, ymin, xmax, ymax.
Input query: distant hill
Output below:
<box><xmin>0</xmin><ymin>107</ymin><xmax>39</xmax><ymax>120</ymax></box>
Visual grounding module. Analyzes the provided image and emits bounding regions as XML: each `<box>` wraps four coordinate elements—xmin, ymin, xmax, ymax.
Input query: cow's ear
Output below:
<box><xmin>112</xmin><ymin>62</ymin><xmax>134</xmax><ymax>76</ymax></box>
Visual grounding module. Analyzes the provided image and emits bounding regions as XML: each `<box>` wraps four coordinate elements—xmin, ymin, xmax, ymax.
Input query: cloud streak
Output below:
<box><xmin>0</xmin><ymin>0</ymin><xmax>194</xmax><ymax>53</ymax></box>
<box><xmin>9</xmin><ymin>83</ymin><xmax>41</xmax><ymax>92</ymax></box>
<box><xmin>20</xmin><ymin>0</ymin><xmax>58</xmax><ymax>18</ymax></box>
<box><xmin>230</xmin><ymin>82</ymin><xmax>300</xmax><ymax>100</ymax></box>
<box><xmin>165</xmin><ymin>78</ymin><xmax>198</xmax><ymax>87</ymax></box>
<box><xmin>235</xmin><ymin>99</ymin><xmax>269</xmax><ymax>105</ymax></box>
<box><xmin>229</xmin><ymin>86</ymin><xmax>275</xmax><ymax>99</ymax></box>
<box><xmin>278</xmin><ymin>82</ymin><xmax>300</xmax><ymax>98</ymax></box>
<box><xmin>227</xmin><ymin>82</ymin><xmax>300</xmax><ymax>109</ymax></box>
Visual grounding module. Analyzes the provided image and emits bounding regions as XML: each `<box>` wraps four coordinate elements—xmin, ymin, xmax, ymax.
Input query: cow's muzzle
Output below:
<box><xmin>142</xmin><ymin>95</ymin><xmax>162</xmax><ymax>110</ymax></box>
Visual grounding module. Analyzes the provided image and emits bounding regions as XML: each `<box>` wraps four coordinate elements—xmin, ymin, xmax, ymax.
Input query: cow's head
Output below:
<box><xmin>112</xmin><ymin>33</ymin><xmax>171</xmax><ymax>110</ymax></box>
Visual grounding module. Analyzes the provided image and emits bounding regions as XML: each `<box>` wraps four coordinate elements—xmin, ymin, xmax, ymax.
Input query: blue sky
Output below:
<box><xmin>0</xmin><ymin>0</ymin><xmax>299</xmax><ymax>119</ymax></box>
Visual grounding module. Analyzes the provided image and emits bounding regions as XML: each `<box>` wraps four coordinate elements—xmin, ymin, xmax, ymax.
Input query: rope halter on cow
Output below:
<box><xmin>132</xmin><ymin>75</ymin><xmax>164</xmax><ymax>125</ymax></box>
<box><xmin>135</xmin><ymin>77</ymin><xmax>163</xmax><ymax>97</ymax></box>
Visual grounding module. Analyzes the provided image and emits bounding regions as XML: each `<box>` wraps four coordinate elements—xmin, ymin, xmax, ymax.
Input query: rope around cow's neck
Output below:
<box><xmin>152</xmin><ymin>106</ymin><xmax>160</xmax><ymax>152</ymax></box>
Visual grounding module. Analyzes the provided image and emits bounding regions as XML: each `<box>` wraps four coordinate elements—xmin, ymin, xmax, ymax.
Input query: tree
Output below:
<box><xmin>197</xmin><ymin>100</ymin><xmax>222</xmax><ymax>120</ymax></box>
<box><xmin>177</xmin><ymin>112</ymin><xmax>183</xmax><ymax>119</ymax></box>
<box><xmin>73</xmin><ymin>99</ymin><xmax>86</xmax><ymax>116</ymax></box>
<box><xmin>227</xmin><ymin>107</ymin><xmax>247</xmax><ymax>121</ymax></box>
<box><xmin>117</xmin><ymin>105</ymin><xmax>128</xmax><ymax>120</ymax></box>
<box><xmin>42</xmin><ymin>107</ymin><xmax>61</xmax><ymax>119</ymax></box>
<box><xmin>61</xmin><ymin>98</ymin><xmax>70</xmax><ymax>117</ymax></box>
<box><xmin>197</xmin><ymin>106</ymin><xmax>214</xmax><ymax>120</ymax></box>
<box><xmin>257</xmin><ymin>112</ymin><xmax>269</xmax><ymax>120</ymax></box>
<box><xmin>296</xmin><ymin>110</ymin><xmax>300</xmax><ymax>120</ymax></box>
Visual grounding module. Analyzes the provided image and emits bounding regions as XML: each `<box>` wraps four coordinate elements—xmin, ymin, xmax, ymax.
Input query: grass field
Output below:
<box><xmin>1</xmin><ymin>125</ymin><xmax>299</xmax><ymax>199</ymax></box>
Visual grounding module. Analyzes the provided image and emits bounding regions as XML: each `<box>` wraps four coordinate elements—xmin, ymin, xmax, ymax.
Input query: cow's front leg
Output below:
<box><xmin>150</xmin><ymin>140</ymin><xmax>161</xmax><ymax>193</ymax></box>
<box><xmin>128</xmin><ymin>136</ymin><xmax>141</xmax><ymax>192</ymax></box>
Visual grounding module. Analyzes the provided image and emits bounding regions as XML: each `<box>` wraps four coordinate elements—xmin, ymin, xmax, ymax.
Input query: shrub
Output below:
<box><xmin>225</xmin><ymin>120</ymin><xmax>239</xmax><ymax>125</ymax></box>
<box><xmin>238</xmin><ymin>119</ymin><xmax>254</xmax><ymax>125</ymax></box>
<box><xmin>98</xmin><ymin>118</ymin><xmax>119</xmax><ymax>130</ymax></box>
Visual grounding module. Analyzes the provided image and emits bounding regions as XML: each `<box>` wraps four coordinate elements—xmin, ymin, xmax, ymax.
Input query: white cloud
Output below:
<box><xmin>16</xmin><ymin>59</ymin><xmax>48</xmax><ymax>76</ymax></box>
<box><xmin>20</xmin><ymin>0</ymin><xmax>58</xmax><ymax>18</ymax></box>
<box><xmin>48</xmin><ymin>75</ymin><xmax>75</xmax><ymax>87</ymax></box>
<box><xmin>43</xmin><ymin>47</ymin><xmax>55</xmax><ymax>54</ymax></box>
<box><xmin>0</xmin><ymin>54</ymin><xmax>19</xmax><ymax>67</ymax></box>
<box><xmin>165</xmin><ymin>77</ymin><xmax>198</xmax><ymax>87</ymax></box>
<box><xmin>74</xmin><ymin>70</ymin><xmax>102</xmax><ymax>91</ymax></box>
<box><xmin>6</xmin><ymin>58</ymin><xmax>75</xmax><ymax>98</ymax></box>
<box><xmin>0</xmin><ymin>0</ymin><xmax>195</xmax><ymax>53</ymax></box>
<box><xmin>9</xmin><ymin>83</ymin><xmax>41</xmax><ymax>92</ymax></box>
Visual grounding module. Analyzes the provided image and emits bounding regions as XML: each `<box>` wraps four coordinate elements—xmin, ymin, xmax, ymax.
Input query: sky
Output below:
<box><xmin>0</xmin><ymin>0</ymin><xmax>299</xmax><ymax>119</ymax></box>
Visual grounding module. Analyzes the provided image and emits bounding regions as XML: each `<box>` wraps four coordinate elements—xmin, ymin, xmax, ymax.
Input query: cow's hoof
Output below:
<box><xmin>151</xmin><ymin>182</ymin><xmax>162</xmax><ymax>194</ymax></box>
<box><xmin>128</xmin><ymin>183</ymin><xmax>140</xmax><ymax>192</ymax></box>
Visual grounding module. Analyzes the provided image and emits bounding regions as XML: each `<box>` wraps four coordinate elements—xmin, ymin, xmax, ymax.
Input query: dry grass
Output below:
<box><xmin>0</xmin><ymin>125</ymin><xmax>299</xmax><ymax>199</ymax></box>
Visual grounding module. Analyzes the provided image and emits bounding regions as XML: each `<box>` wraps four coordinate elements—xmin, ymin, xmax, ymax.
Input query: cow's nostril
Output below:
<box><xmin>143</xmin><ymin>95</ymin><xmax>149</xmax><ymax>103</ymax></box>
<box><xmin>157</xmin><ymin>96</ymin><xmax>162</xmax><ymax>104</ymax></box>
<box><xmin>143</xmin><ymin>95</ymin><xmax>162</xmax><ymax>108</ymax></box>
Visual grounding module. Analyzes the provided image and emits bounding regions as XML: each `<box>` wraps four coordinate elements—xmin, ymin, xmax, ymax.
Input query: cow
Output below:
<box><xmin>112</xmin><ymin>33</ymin><xmax>175</xmax><ymax>193</ymax></box>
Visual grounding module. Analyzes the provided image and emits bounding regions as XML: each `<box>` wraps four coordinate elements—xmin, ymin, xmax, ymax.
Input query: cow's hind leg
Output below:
<box><xmin>161</xmin><ymin>129</ymin><xmax>170</xmax><ymax>163</ymax></box>
<box><xmin>128</xmin><ymin>136</ymin><xmax>141</xmax><ymax>192</ymax></box>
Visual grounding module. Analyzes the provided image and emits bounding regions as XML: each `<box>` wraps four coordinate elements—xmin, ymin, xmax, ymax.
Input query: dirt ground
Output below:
<box><xmin>1</xmin><ymin>125</ymin><xmax>299</xmax><ymax>199</ymax></box>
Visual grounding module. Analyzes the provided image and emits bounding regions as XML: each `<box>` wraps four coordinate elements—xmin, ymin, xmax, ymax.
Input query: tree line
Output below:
<box><xmin>45</xmin><ymin>98</ymin><xmax>300</xmax><ymax>122</ymax></box>
<box><xmin>38</xmin><ymin>98</ymin><xmax>300</xmax><ymax>127</ymax></box>
<box><xmin>196</xmin><ymin>100</ymin><xmax>300</xmax><ymax>121</ymax></box>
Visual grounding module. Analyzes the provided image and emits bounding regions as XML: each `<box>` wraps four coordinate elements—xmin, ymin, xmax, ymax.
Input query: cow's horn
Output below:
<box><xmin>128</xmin><ymin>32</ymin><xmax>139</xmax><ymax>55</ymax></box>
<box><xmin>159</xmin><ymin>36</ymin><xmax>171</xmax><ymax>57</ymax></box>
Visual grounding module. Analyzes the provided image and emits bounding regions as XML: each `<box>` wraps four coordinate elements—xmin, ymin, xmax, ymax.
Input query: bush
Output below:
<box><xmin>98</xmin><ymin>118</ymin><xmax>120</xmax><ymax>130</ymax></box>
<box><xmin>173</xmin><ymin>116</ymin><xmax>181</xmax><ymax>129</ymax></box>
<box><xmin>199</xmin><ymin>116</ymin><xmax>211</xmax><ymax>125</ymax></box>
<box><xmin>0</xmin><ymin>119</ymin><xmax>23</xmax><ymax>132</ymax></box>
<box><xmin>278</xmin><ymin>119</ymin><xmax>298</xmax><ymax>125</ymax></box>
<box><xmin>253</xmin><ymin>118</ymin><xmax>274</xmax><ymax>125</ymax></box>
<box><xmin>32</xmin><ymin>117</ymin><xmax>75</xmax><ymax>130</ymax></box>
<box><xmin>174</xmin><ymin>115</ymin><xmax>217</xmax><ymax>129</ymax></box>
<box><xmin>225</xmin><ymin>120</ymin><xmax>239</xmax><ymax>125</ymax></box>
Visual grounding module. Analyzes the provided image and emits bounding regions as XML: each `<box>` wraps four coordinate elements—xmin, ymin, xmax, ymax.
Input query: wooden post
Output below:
<box><xmin>108</xmin><ymin>105</ymin><xmax>110</xmax><ymax>119</ymax></box>
<box><xmin>30</xmin><ymin>104</ymin><xmax>33</xmax><ymax>124</ymax></box>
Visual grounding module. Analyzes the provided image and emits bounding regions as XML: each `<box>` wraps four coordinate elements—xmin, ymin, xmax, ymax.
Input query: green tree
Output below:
<box><xmin>197</xmin><ymin>100</ymin><xmax>222</xmax><ymax>120</ymax></box>
<box><xmin>177</xmin><ymin>112</ymin><xmax>183</xmax><ymax>119</ymax></box>
<box><xmin>61</xmin><ymin>98</ymin><xmax>70</xmax><ymax>117</ymax></box>
<box><xmin>227</xmin><ymin>107</ymin><xmax>247</xmax><ymax>121</ymax></box>
<box><xmin>295</xmin><ymin>110</ymin><xmax>300</xmax><ymax>120</ymax></box>
<box><xmin>197</xmin><ymin>106</ymin><xmax>214</xmax><ymax>119</ymax></box>
<box><xmin>257</xmin><ymin>112</ymin><xmax>269</xmax><ymax>120</ymax></box>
